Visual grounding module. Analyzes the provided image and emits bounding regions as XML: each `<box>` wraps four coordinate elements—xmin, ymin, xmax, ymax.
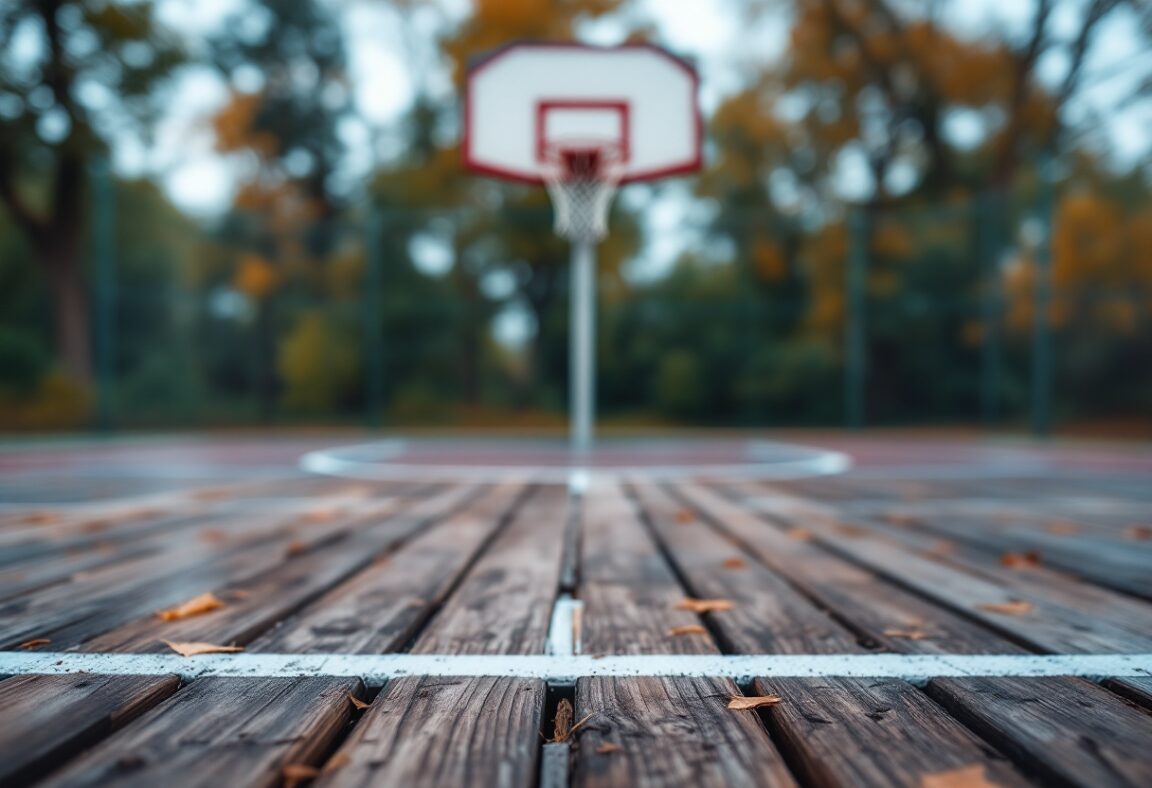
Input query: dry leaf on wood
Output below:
<box><xmin>1046</xmin><ymin>520</ymin><xmax>1081</xmax><ymax>535</ymax></box>
<box><xmin>1124</xmin><ymin>525</ymin><xmax>1152</xmax><ymax>541</ymax></box>
<box><xmin>786</xmin><ymin>527</ymin><xmax>813</xmax><ymax>541</ymax></box>
<box><xmin>920</xmin><ymin>763</ymin><xmax>1000</xmax><ymax>788</ymax></box>
<box><xmin>198</xmin><ymin>528</ymin><xmax>228</xmax><ymax>545</ymax></box>
<box><xmin>927</xmin><ymin>540</ymin><xmax>956</xmax><ymax>556</ymax></box>
<box><xmin>727</xmin><ymin>695</ymin><xmax>782</xmax><ymax>710</ymax></box>
<box><xmin>303</xmin><ymin>508</ymin><xmax>341</xmax><ymax>523</ymax></box>
<box><xmin>551</xmin><ymin>698</ymin><xmax>574</xmax><ymax>743</ymax></box>
<box><xmin>721</xmin><ymin>557</ymin><xmax>746</xmax><ymax>570</ymax></box>
<box><xmin>595</xmin><ymin>743</ymin><xmax>622</xmax><ymax>754</ymax></box>
<box><xmin>322</xmin><ymin>752</ymin><xmax>351</xmax><ymax>773</ymax></box>
<box><xmin>883</xmin><ymin>513</ymin><xmax>916</xmax><ymax>526</ymax></box>
<box><xmin>883</xmin><ymin>628</ymin><xmax>930</xmax><ymax>641</ymax></box>
<box><xmin>162</xmin><ymin>640</ymin><xmax>244</xmax><ymax>657</ymax></box>
<box><xmin>999</xmin><ymin>551</ymin><xmax>1041</xmax><ymax>569</ymax></box>
<box><xmin>976</xmin><ymin>600</ymin><xmax>1033</xmax><ymax>616</ymax></box>
<box><xmin>676</xmin><ymin>598</ymin><xmax>734</xmax><ymax>613</ymax></box>
<box><xmin>347</xmin><ymin>694</ymin><xmax>371</xmax><ymax>710</ymax></box>
<box><xmin>19</xmin><ymin>638</ymin><xmax>50</xmax><ymax>650</ymax></box>
<box><xmin>282</xmin><ymin>763</ymin><xmax>320</xmax><ymax>788</ymax></box>
<box><xmin>21</xmin><ymin>511</ymin><xmax>60</xmax><ymax>525</ymax></box>
<box><xmin>668</xmin><ymin>625</ymin><xmax>708</xmax><ymax>637</ymax></box>
<box><xmin>674</xmin><ymin>509</ymin><xmax>694</xmax><ymax>524</ymax></box>
<box><xmin>156</xmin><ymin>592</ymin><xmax>225</xmax><ymax>621</ymax></box>
<box><xmin>284</xmin><ymin>540</ymin><xmax>309</xmax><ymax>557</ymax></box>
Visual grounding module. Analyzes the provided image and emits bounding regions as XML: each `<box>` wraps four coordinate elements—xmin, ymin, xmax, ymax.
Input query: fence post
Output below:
<box><xmin>1032</xmin><ymin>153</ymin><xmax>1055</xmax><ymax>439</ymax></box>
<box><xmin>92</xmin><ymin>155</ymin><xmax>116</xmax><ymax>433</ymax></box>
<box><xmin>363</xmin><ymin>205</ymin><xmax>385</xmax><ymax>428</ymax></box>
<box><xmin>844</xmin><ymin>208</ymin><xmax>868</xmax><ymax>428</ymax></box>
<box><xmin>978</xmin><ymin>192</ymin><xmax>1002</xmax><ymax>426</ymax></box>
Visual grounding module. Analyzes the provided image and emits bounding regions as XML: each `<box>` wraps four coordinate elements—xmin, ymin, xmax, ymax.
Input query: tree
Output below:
<box><xmin>0</xmin><ymin>1</ymin><xmax>182</xmax><ymax>382</ymax></box>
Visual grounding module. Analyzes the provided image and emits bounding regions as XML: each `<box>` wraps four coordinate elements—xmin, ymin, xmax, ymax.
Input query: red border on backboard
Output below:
<box><xmin>463</xmin><ymin>42</ymin><xmax>703</xmax><ymax>185</ymax></box>
<box><xmin>535</xmin><ymin>101</ymin><xmax>631</xmax><ymax>164</ymax></box>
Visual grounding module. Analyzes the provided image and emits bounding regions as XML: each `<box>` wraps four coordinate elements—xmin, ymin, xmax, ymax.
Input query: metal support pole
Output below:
<box><xmin>93</xmin><ymin>156</ymin><xmax>116</xmax><ymax>432</ymax></box>
<box><xmin>844</xmin><ymin>208</ymin><xmax>868</xmax><ymax>429</ymax></box>
<box><xmin>1031</xmin><ymin>152</ymin><xmax>1055</xmax><ymax>439</ymax></box>
<box><xmin>570</xmin><ymin>239</ymin><xmax>596</xmax><ymax>454</ymax></box>
<box><xmin>363</xmin><ymin>206</ymin><xmax>385</xmax><ymax>429</ymax></box>
<box><xmin>978</xmin><ymin>193</ymin><xmax>1002</xmax><ymax>426</ymax></box>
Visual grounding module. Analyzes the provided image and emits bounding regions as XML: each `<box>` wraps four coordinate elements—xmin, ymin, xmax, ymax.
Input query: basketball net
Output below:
<box><xmin>542</xmin><ymin>142</ymin><xmax>625</xmax><ymax>243</ymax></box>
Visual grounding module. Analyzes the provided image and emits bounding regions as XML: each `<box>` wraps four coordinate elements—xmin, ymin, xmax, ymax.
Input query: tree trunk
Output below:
<box><xmin>43</xmin><ymin>242</ymin><xmax>93</xmax><ymax>384</ymax></box>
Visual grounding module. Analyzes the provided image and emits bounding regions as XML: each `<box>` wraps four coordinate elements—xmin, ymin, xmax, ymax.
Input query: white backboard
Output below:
<box><xmin>464</xmin><ymin>43</ymin><xmax>702</xmax><ymax>184</ymax></box>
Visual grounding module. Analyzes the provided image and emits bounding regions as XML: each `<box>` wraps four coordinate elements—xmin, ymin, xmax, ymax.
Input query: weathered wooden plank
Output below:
<box><xmin>756</xmin><ymin>676</ymin><xmax>1027</xmax><ymax>788</ymax></box>
<box><xmin>322</xmin><ymin>485</ymin><xmax>569</xmax><ymax>786</ymax></box>
<box><xmin>39</xmin><ymin>677</ymin><xmax>361</xmax><ymax>788</ymax></box>
<box><xmin>0</xmin><ymin>674</ymin><xmax>180</xmax><ymax>786</ymax></box>
<box><xmin>574</xmin><ymin>482</ymin><xmax>796</xmax><ymax>788</ymax></box>
<box><xmin>927</xmin><ymin>677</ymin><xmax>1152</xmax><ymax>787</ymax></box>
<box><xmin>317</xmin><ymin>677</ymin><xmax>544</xmax><ymax>788</ymax></box>
<box><xmin>252</xmin><ymin>482</ymin><xmax>526</xmax><ymax>654</ymax></box>
<box><xmin>574</xmin><ymin>676</ymin><xmax>796</xmax><ymax>788</ymax></box>
<box><xmin>1104</xmin><ymin>677</ymin><xmax>1152</xmax><ymax>710</ymax></box>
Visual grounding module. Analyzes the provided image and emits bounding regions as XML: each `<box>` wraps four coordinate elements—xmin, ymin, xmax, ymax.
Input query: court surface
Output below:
<box><xmin>0</xmin><ymin>432</ymin><xmax>1150</xmax><ymax>786</ymax></box>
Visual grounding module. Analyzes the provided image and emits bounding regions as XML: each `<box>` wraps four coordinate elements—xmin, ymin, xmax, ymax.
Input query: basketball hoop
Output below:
<box><xmin>542</xmin><ymin>141</ymin><xmax>625</xmax><ymax>242</ymax></box>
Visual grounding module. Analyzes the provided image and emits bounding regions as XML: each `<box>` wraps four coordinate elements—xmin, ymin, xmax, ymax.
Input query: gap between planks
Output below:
<box><xmin>1</xmin><ymin>652</ymin><xmax>1149</xmax><ymax>687</ymax></box>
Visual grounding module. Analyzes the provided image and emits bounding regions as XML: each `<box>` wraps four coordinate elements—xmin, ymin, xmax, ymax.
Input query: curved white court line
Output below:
<box><xmin>299</xmin><ymin>439</ymin><xmax>851</xmax><ymax>484</ymax></box>
<box><xmin>2</xmin><ymin>652</ymin><xmax>1148</xmax><ymax>687</ymax></box>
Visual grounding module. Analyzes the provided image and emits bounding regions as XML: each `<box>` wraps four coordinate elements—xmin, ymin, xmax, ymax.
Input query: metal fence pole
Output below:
<box><xmin>92</xmin><ymin>156</ymin><xmax>116</xmax><ymax>432</ymax></box>
<box><xmin>570</xmin><ymin>238</ymin><xmax>596</xmax><ymax>453</ymax></box>
<box><xmin>844</xmin><ymin>208</ymin><xmax>868</xmax><ymax>429</ymax></box>
<box><xmin>363</xmin><ymin>206</ymin><xmax>385</xmax><ymax>429</ymax></box>
<box><xmin>978</xmin><ymin>192</ymin><xmax>1002</xmax><ymax>426</ymax></box>
<box><xmin>1032</xmin><ymin>153</ymin><xmax>1055</xmax><ymax>439</ymax></box>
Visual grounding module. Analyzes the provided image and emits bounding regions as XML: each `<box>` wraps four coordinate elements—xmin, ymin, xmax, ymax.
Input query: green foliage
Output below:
<box><xmin>277</xmin><ymin>311</ymin><xmax>359</xmax><ymax>412</ymax></box>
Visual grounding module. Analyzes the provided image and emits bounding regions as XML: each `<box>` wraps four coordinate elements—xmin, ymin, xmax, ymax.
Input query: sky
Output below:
<box><xmin>129</xmin><ymin>0</ymin><xmax>1150</xmax><ymax>222</ymax></box>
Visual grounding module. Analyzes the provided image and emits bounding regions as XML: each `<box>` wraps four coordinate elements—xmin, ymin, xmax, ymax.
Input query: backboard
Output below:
<box><xmin>464</xmin><ymin>43</ymin><xmax>702</xmax><ymax>185</ymax></box>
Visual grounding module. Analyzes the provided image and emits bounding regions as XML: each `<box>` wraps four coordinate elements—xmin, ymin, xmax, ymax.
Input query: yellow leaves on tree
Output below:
<box><xmin>212</xmin><ymin>92</ymin><xmax>278</xmax><ymax>159</ymax></box>
<box><xmin>277</xmin><ymin>312</ymin><xmax>359</xmax><ymax>412</ymax></box>
<box><xmin>233</xmin><ymin>254</ymin><xmax>279</xmax><ymax>301</ymax></box>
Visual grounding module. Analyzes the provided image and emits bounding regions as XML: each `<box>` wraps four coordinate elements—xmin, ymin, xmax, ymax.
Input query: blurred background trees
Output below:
<box><xmin>0</xmin><ymin>0</ymin><xmax>1149</xmax><ymax>432</ymax></box>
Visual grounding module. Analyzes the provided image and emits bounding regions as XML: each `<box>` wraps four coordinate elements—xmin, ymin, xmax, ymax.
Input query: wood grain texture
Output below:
<box><xmin>1104</xmin><ymin>677</ymin><xmax>1152</xmax><ymax>710</ymax></box>
<box><xmin>317</xmin><ymin>677</ymin><xmax>544</xmax><ymax>788</ymax></box>
<box><xmin>573</xmin><ymin>676</ymin><xmax>796</xmax><ymax>788</ymax></box>
<box><xmin>0</xmin><ymin>674</ymin><xmax>181</xmax><ymax>785</ymax></box>
<box><xmin>756</xmin><ymin>677</ymin><xmax>1027</xmax><ymax>788</ymax></box>
<box><xmin>39</xmin><ymin>676</ymin><xmax>361</xmax><ymax>788</ymax></box>
<box><xmin>927</xmin><ymin>676</ymin><xmax>1152</xmax><ymax>787</ymax></box>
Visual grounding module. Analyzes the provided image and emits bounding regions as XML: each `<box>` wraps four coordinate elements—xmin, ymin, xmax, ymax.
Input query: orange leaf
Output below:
<box><xmin>347</xmin><ymin>694</ymin><xmax>371</xmax><ymax>710</ymax></box>
<box><xmin>199</xmin><ymin>528</ymin><xmax>228</xmax><ymax>545</ymax></box>
<box><xmin>284</xmin><ymin>540</ymin><xmax>308</xmax><ymax>557</ymax></box>
<box><xmin>19</xmin><ymin>638</ymin><xmax>51</xmax><ymax>650</ymax></box>
<box><xmin>595</xmin><ymin>742</ymin><xmax>622</xmax><ymax>754</ymax></box>
<box><xmin>920</xmin><ymin>764</ymin><xmax>1000</xmax><ymax>788</ymax></box>
<box><xmin>1124</xmin><ymin>525</ymin><xmax>1152</xmax><ymax>541</ymax></box>
<box><xmin>786</xmin><ymin>527</ymin><xmax>812</xmax><ymax>541</ymax></box>
<box><xmin>727</xmin><ymin>695</ymin><xmax>782</xmax><ymax>710</ymax></box>
<box><xmin>282</xmin><ymin>763</ymin><xmax>320</xmax><ymax>788</ymax></box>
<box><xmin>976</xmin><ymin>600</ymin><xmax>1033</xmax><ymax>616</ymax></box>
<box><xmin>21</xmin><ymin>511</ymin><xmax>60</xmax><ymax>525</ymax></box>
<box><xmin>883</xmin><ymin>628</ymin><xmax>930</xmax><ymax>641</ymax></box>
<box><xmin>675</xmin><ymin>598</ymin><xmax>734</xmax><ymax>613</ymax></box>
<box><xmin>674</xmin><ymin>509</ymin><xmax>694</xmax><ymax>524</ymax></box>
<box><xmin>156</xmin><ymin>592</ymin><xmax>225</xmax><ymax>621</ymax></box>
<box><xmin>722</xmin><ymin>557</ymin><xmax>746</xmax><ymax>570</ymax></box>
<box><xmin>999</xmin><ymin>551</ymin><xmax>1041</xmax><ymax>569</ymax></box>
<box><xmin>668</xmin><ymin>625</ymin><xmax>708</xmax><ymax>637</ymax></box>
<box><xmin>1046</xmin><ymin>520</ymin><xmax>1080</xmax><ymax>535</ymax></box>
<box><xmin>162</xmin><ymin>640</ymin><xmax>244</xmax><ymax>657</ymax></box>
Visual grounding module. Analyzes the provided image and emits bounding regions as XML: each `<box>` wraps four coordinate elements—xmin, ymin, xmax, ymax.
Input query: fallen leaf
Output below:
<box><xmin>786</xmin><ymin>527</ymin><xmax>813</xmax><ymax>541</ymax></box>
<box><xmin>668</xmin><ymin>625</ymin><xmax>708</xmax><ymax>637</ymax></box>
<box><xmin>595</xmin><ymin>743</ymin><xmax>622</xmax><ymax>754</ymax></box>
<box><xmin>21</xmin><ymin>511</ymin><xmax>60</xmax><ymax>525</ymax></box>
<box><xmin>883</xmin><ymin>513</ymin><xmax>916</xmax><ymax>526</ymax></box>
<box><xmin>674</xmin><ymin>509</ymin><xmax>694</xmax><ymax>524</ymax></box>
<box><xmin>156</xmin><ymin>592</ymin><xmax>225</xmax><ymax>621</ymax></box>
<box><xmin>322</xmin><ymin>752</ymin><xmax>350</xmax><ymax>773</ymax></box>
<box><xmin>162</xmin><ymin>640</ymin><xmax>244</xmax><ymax>657</ymax></box>
<box><xmin>920</xmin><ymin>763</ymin><xmax>1000</xmax><ymax>788</ymax></box>
<box><xmin>303</xmin><ymin>508</ymin><xmax>340</xmax><ymax>523</ymax></box>
<box><xmin>19</xmin><ymin>638</ymin><xmax>50</xmax><ymax>650</ymax></box>
<box><xmin>282</xmin><ymin>763</ymin><xmax>320</xmax><ymax>788</ymax></box>
<box><xmin>1124</xmin><ymin>525</ymin><xmax>1152</xmax><ymax>541</ymax></box>
<box><xmin>721</xmin><ymin>557</ymin><xmax>746</xmax><ymax>570</ymax></box>
<box><xmin>883</xmin><ymin>628</ymin><xmax>930</xmax><ymax>641</ymax></box>
<box><xmin>927</xmin><ymin>539</ymin><xmax>956</xmax><ymax>557</ymax></box>
<box><xmin>976</xmin><ymin>600</ymin><xmax>1033</xmax><ymax>616</ymax></box>
<box><xmin>675</xmin><ymin>598</ymin><xmax>734</xmax><ymax>614</ymax></box>
<box><xmin>284</xmin><ymin>540</ymin><xmax>308</xmax><ymax>557</ymax></box>
<box><xmin>999</xmin><ymin>551</ymin><xmax>1041</xmax><ymax>569</ymax></box>
<box><xmin>1046</xmin><ymin>520</ymin><xmax>1081</xmax><ymax>535</ymax></box>
<box><xmin>193</xmin><ymin>488</ymin><xmax>230</xmax><ymax>501</ymax></box>
<box><xmin>347</xmin><ymin>694</ymin><xmax>371</xmax><ymax>710</ymax></box>
<box><xmin>834</xmin><ymin>524</ymin><xmax>870</xmax><ymax>537</ymax></box>
<box><xmin>199</xmin><ymin>528</ymin><xmax>228</xmax><ymax>545</ymax></box>
<box><xmin>552</xmin><ymin>698</ymin><xmax>574</xmax><ymax>743</ymax></box>
<box><xmin>727</xmin><ymin>695</ymin><xmax>782</xmax><ymax>710</ymax></box>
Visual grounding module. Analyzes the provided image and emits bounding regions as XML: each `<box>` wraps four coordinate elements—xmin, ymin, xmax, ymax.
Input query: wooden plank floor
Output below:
<box><xmin>1</xmin><ymin>465</ymin><xmax>1151</xmax><ymax>787</ymax></box>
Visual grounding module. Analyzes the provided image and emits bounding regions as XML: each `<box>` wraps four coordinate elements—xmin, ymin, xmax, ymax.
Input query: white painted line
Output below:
<box><xmin>3</xmin><ymin>653</ymin><xmax>1149</xmax><ymax>686</ymax></box>
<box><xmin>547</xmin><ymin>595</ymin><xmax>585</xmax><ymax>657</ymax></box>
